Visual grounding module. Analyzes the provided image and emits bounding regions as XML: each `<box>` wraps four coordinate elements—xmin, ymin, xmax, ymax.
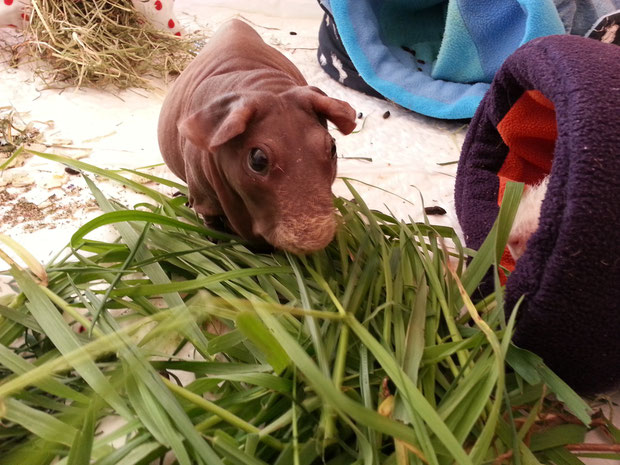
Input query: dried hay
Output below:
<box><xmin>12</xmin><ymin>0</ymin><xmax>200</xmax><ymax>89</ymax></box>
<box><xmin>0</xmin><ymin>106</ymin><xmax>45</xmax><ymax>155</ymax></box>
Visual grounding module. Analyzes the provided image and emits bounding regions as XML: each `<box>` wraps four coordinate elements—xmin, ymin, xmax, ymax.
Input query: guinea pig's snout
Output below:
<box><xmin>508</xmin><ymin>235</ymin><xmax>528</xmax><ymax>260</ymax></box>
<box><xmin>266</xmin><ymin>213</ymin><xmax>337</xmax><ymax>254</ymax></box>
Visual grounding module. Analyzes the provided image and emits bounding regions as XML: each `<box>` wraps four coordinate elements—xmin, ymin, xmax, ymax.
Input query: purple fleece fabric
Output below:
<box><xmin>455</xmin><ymin>35</ymin><xmax>620</xmax><ymax>395</ymax></box>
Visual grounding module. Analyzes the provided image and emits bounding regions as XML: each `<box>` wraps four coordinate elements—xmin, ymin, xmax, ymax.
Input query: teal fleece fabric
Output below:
<box><xmin>319</xmin><ymin>0</ymin><xmax>614</xmax><ymax>119</ymax></box>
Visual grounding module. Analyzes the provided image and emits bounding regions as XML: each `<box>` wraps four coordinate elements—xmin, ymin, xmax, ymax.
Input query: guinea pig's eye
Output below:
<box><xmin>330</xmin><ymin>139</ymin><xmax>337</xmax><ymax>160</ymax></box>
<box><xmin>248</xmin><ymin>148</ymin><xmax>269</xmax><ymax>174</ymax></box>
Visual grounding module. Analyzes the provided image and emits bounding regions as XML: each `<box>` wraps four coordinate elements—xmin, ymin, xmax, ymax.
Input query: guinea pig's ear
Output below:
<box><xmin>179</xmin><ymin>94</ymin><xmax>256</xmax><ymax>151</ymax></box>
<box><xmin>305</xmin><ymin>86</ymin><xmax>357</xmax><ymax>135</ymax></box>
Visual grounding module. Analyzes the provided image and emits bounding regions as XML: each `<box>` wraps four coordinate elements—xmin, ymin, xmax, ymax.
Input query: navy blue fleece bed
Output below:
<box><xmin>454</xmin><ymin>35</ymin><xmax>620</xmax><ymax>395</ymax></box>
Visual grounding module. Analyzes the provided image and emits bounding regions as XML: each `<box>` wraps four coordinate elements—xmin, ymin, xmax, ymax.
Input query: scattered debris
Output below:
<box><xmin>2</xmin><ymin>198</ymin><xmax>46</xmax><ymax>229</ymax></box>
<box><xmin>0</xmin><ymin>189</ymin><xmax>16</xmax><ymax>205</ymax></box>
<box><xmin>235</xmin><ymin>14</ymin><xmax>281</xmax><ymax>31</ymax></box>
<box><xmin>0</xmin><ymin>107</ymin><xmax>50</xmax><ymax>160</ymax></box>
<box><xmin>43</xmin><ymin>173</ymin><xmax>69</xmax><ymax>189</ymax></box>
<box><xmin>0</xmin><ymin>170</ymin><xmax>34</xmax><ymax>187</ymax></box>
<box><xmin>341</xmin><ymin>156</ymin><xmax>373</xmax><ymax>162</ymax></box>
<box><xmin>82</xmin><ymin>131</ymin><xmax>117</xmax><ymax>144</ymax></box>
<box><xmin>0</xmin><ymin>186</ymin><xmax>99</xmax><ymax>234</ymax></box>
<box><xmin>401</xmin><ymin>45</ymin><xmax>416</xmax><ymax>56</ymax></box>
<box><xmin>424</xmin><ymin>206</ymin><xmax>447</xmax><ymax>215</ymax></box>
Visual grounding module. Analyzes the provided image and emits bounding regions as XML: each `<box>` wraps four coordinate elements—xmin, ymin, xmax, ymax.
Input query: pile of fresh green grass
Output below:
<box><xmin>0</xmin><ymin>151</ymin><xmax>617</xmax><ymax>465</ymax></box>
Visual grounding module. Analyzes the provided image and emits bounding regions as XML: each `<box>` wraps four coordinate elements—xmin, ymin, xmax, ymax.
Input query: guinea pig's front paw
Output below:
<box><xmin>202</xmin><ymin>215</ymin><xmax>274</xmax><ymax>253</ymax></box>
<box><xmin>172</xmin><ymin>191</ymin><xmax>191</xmax><ymax>207</ymax></box>
<box><xmin>203</xmin><ymin>215</ymin><xmax>233</xmax><ymax>235</ymax></box>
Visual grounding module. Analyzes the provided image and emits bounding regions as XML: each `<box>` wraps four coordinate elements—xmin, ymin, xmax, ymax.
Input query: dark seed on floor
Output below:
<box><xmin>383</xmin><ymin>111</ymin><xmax>391</xmax><ymax>119</ymax></box>
<box><xmin>64</xmin><ymin>167</ymin><xmax>80</xmax><ymax>175</ymax></box>
<box><xmin>357</xmin><ymin>112</ymin><xmax>363</xmax><ymax>119</ymax></box>
<box><xmin>289</xmin><ymin>31</ymin><xmax>297</xmax><ymax>35</ymax></box>
<box><xmin>401</xmin><ymin>45</ymin><xmax>416</xmax><ymax>56</ymax></box>
<box><xmin>424</xmin><ymin>206</ymin><xmax>447</xmax><ymax>215</ymax></box>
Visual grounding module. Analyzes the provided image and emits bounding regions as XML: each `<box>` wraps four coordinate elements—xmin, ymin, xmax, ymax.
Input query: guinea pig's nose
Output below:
<box><xmin>269</xmin><ymin>213</ymin><xmax>337</xmax><ymax>254</ymax></box>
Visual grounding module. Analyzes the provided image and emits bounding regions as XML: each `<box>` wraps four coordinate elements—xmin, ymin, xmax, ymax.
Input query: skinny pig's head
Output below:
<box><xmin>179</xmin><ymin>86</ymin><xmax>356</xmax><ymax>254</ymax></box>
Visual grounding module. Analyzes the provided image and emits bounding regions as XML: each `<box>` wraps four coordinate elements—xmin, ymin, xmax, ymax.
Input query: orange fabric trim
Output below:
<box><xmin>497</xmin><ymin>89</ymin><xmax>556</xmax><ymax>202</ymax></box>
<box><xmin>496</xmin><ymin>90</ymin><xmax>557</xmax><ymax>278</ymax></box>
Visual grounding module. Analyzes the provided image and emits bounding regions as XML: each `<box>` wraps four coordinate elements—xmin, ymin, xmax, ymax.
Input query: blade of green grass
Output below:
<box><xmin>253</xmin><ymin>302</ymin><xmax>430</xmax><ymax>454</ymax></box>
<box><xmin>67</xmin><ymin>402</ymin><xmax>97</xmax><ymax>465</ymax></box>
<box><xmin>2</xmin><ymin>397</ymin><xmax>78</xmax><ymax>446</ymax></box>
<box><xmin>212</xmin><ymin>430</ymin><xmax>270</xmax><ymax>465</ymax></box>
<box><xmin>236</xmin><ymin>311</ymin><xmax>290</xmax><ymax>375</ymax></box>
<box><xmin>0</xmin><ymin>342</ymin><xmax>89</xmax><ymax>403</ymax></box>
<box><xmin>346</xmin><ymin>316</ymin><xmax>472</xmax><ymax>465</ymax></box>
<box><xmin>7</xmin><ymin>266</ymin><xmax>131</xmax><ymax>417</ymax></box>
<box><xmin>82</xmin><ymin>174</ymin><xmax>211</xmax><ymax>357</ymax></box>
<box><xmin>506</xmin><ymin>346</ymin><xmax>591</xmax><ymax>425</ymax></box>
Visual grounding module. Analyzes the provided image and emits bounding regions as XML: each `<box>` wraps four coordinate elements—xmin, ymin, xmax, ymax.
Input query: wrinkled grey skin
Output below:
<box><xmin>158</xmin><ymin>19</ymin><xmax>356</xmax><ymax>253</ymax></box>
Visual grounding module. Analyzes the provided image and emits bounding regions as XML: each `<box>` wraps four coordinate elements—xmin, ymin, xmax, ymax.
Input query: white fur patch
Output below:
<box><xmin>508</xmin><ymin>176</ymin><xmax>549</xmax><ymax>260</ymax></box>
<box><xmin>601</xmin><ymin>23</ymin><xmax>619</xmax><ymax>44</ymax></box>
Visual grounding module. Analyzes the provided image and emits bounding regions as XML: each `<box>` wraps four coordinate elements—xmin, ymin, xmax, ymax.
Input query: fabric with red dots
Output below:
<box><xmin>0</xmin><ymin>0</ymin><xmax>182</xmax><ymax>36</ymax></box>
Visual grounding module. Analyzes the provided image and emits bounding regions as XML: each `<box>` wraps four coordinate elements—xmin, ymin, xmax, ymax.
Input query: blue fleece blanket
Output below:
<box><xmin>318</xmin><ymin>0</ymin><xmax>619</xmax><ymax>119</ymax></box>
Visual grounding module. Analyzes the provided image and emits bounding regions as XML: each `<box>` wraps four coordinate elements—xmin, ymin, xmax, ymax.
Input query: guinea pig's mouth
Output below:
<box><xmin>260</xmin><ymin>213</ymin><xmax>337</xmax><ymax>254</ymax></box>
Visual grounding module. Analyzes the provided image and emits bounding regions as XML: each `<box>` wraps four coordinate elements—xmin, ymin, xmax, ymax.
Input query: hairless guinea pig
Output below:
<box><xmin>157</xmin><ymin>19</ymin><xmax>357</xmax><ymax>254</ymax></box>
